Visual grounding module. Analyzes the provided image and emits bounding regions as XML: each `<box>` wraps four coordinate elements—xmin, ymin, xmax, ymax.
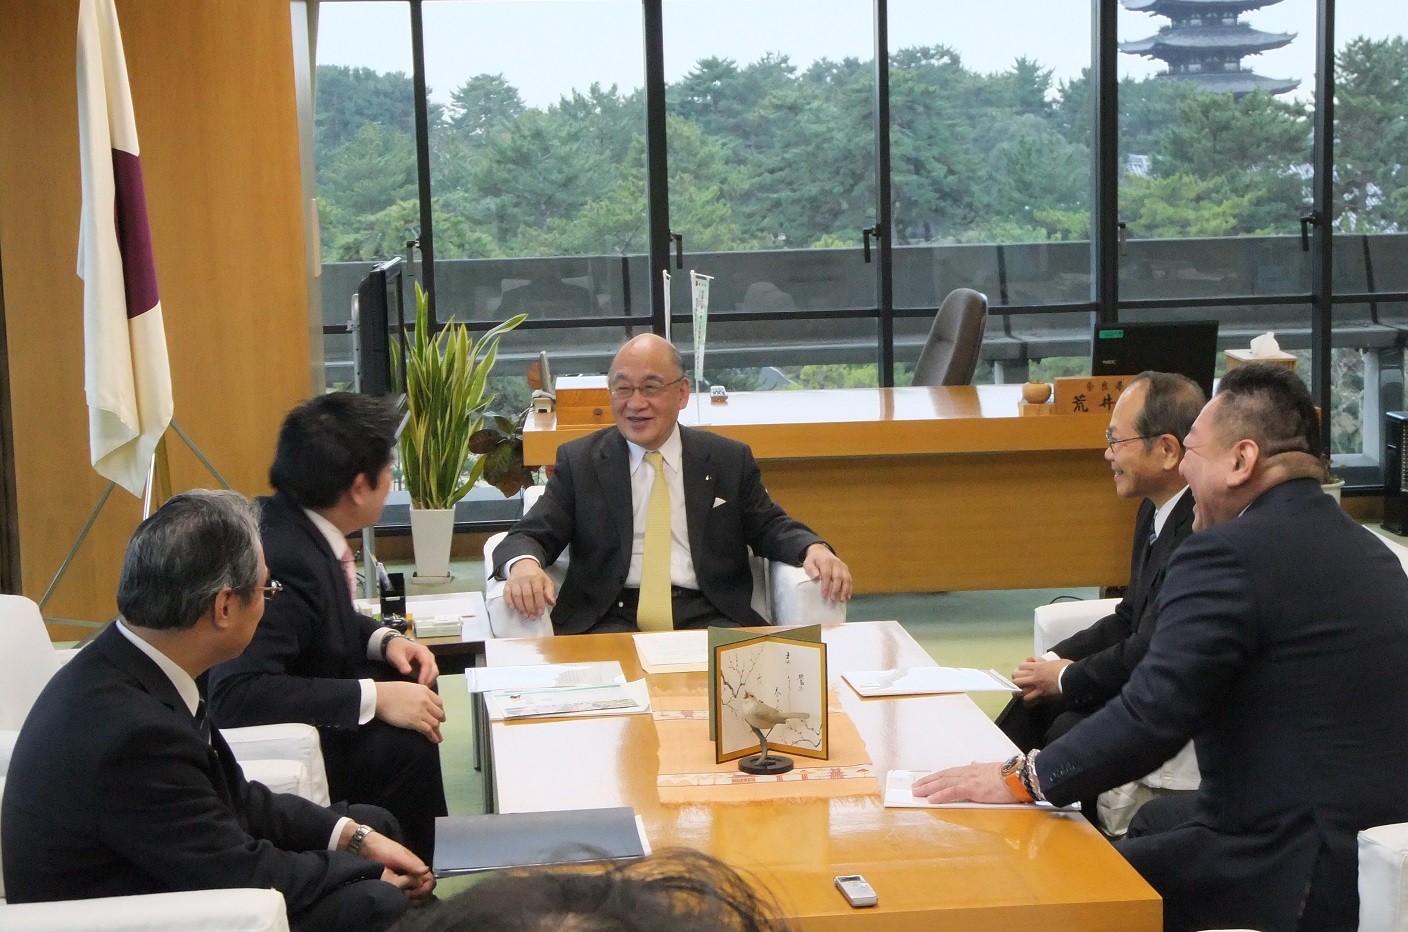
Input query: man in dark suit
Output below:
<box><xmin>493</xmin><ymin>334</ymin><xmax>851</xmax><ymax>634</ymax></box>
<box><xmin>1</xmin><ymin>491</ymin><xmax>432</xmax><ymax>932</ymax></box>
<box><xmin>208</xmin><ymin>393</ymin><xmax>447</xmax><ymax>862</ymax></box>
<box><xmin>997</xmin><ymin>371</ymin><xmax>1203</xmax><ymax>752</ymax></box>
<box><xmin>914</xmin><ymin>363</ymin><xmax>1408</xmax><ymax>932</ymax></box>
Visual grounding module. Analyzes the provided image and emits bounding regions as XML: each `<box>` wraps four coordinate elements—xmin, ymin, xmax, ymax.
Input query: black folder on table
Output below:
<box><xmin>432</xmin><ymin>807</ymin><xmax>646</xmax><ymax>877</ymax></box>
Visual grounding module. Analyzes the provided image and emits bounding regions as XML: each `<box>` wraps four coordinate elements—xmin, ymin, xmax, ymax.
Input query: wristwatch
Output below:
<box><xmin>379</xmin><ymin>630</ymin><xmax>408</xmax><ymax>661</ymax></box>
<box><xmin>1000</xmin><ymin>754</ymin><xmax>1035</xmax><ymax>803</ymax></box>
<box><xmin>345</xmin><ymin>823</ymin><xmax>374</xmax><ymax>855</ymax></box>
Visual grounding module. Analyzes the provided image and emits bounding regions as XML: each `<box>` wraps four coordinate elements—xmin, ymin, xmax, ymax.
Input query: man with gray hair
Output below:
<box><xmin>1</xmin><ymin>490</ymin><xmax>433</xmax><ymax>932</ymax></box>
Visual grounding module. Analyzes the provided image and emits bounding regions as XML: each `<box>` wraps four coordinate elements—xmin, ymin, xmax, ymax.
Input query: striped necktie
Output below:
<box><xmin>637</xmin><ymin>451</ymin><xmax>674</xmax><ymax>632</ymax></box>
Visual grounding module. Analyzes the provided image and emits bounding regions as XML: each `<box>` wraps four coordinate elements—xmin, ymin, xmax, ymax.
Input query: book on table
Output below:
<box><xmin>432</xmin><ymin>807</ymin><xmax>650</xmax><ymax>877</ymax></box>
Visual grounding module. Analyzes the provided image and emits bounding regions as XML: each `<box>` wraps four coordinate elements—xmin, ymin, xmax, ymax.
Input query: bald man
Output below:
<box><xmin>492</xmin><ymin>334</ymin><xmax>851</xmax><ymax>634</ymax></box>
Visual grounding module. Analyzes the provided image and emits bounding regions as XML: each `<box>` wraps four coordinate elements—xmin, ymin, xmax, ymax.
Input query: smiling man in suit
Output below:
<box><xmin>208</xmin><ymin>393</ymin><xmax>447</xmax><ymax>863</ymax></box>
<box><xmin>914</xmin><ymin>364</ymin><xmax>1408</xmax><ymax>932</ymax></box>
<box><xmin>493</xmin><ymin>334</ymin><xmax>851</xmax><ymax>634</ymax></box>
<box><xmin>996</xmin><ymin>371</ymin><xmax>1205</xmax><ymax>753</ymax></box>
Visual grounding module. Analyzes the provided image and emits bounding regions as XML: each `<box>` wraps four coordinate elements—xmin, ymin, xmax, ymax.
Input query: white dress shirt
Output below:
<box><xmin>1048</xmin><ymin>485</ymin><xmax>1192</xmax><ymax>686</ymax></box>
<box><xmin>302</xmin><ymin>508</ymin><xmax>392</xmax><ymax>725</ymax></box>
<box><xmin>506</xmin><ymin>424</ymin><xmax>702</xmax><ymax>591</ymax></box>
<box><xmin>623</xmin><ymin>424</ymin><xmax>699</xmax><ymax>590</ymax></box>
<box><xmin>115</xmin><ymin>620</ymin><xmax>349</xmax><ymax>850</ymax></box>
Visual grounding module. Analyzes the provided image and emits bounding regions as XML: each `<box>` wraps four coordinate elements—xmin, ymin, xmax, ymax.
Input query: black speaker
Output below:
<box><xmin>1383</xmin><ymin>412</ymin><xmax>1408</xmax><ymax>534</ymax></box>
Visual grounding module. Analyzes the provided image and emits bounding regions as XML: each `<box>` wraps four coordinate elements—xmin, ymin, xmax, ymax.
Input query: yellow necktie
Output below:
<box><xmin>637</xmin><ymin>451</ymin><xmax>673</xmax><ymax>632</ymax></box>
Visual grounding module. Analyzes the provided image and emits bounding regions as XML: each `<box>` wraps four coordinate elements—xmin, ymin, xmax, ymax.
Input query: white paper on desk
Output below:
<box><xmin>485</xmin><ymin>679</ymin><xmax>652</xmax><ymax>721</ymax></box>
<box><xmin>632</xmin><ymin>630</ymin><xmax>708</xmax><ymax>673</ymax></box>
<box><xmin>843</xmin><ymin>667</ymin><xmax>1018</xmax><ymax>696</ymax></box>
<box><xmin>884</xmin><ymin>770</ymin><xmax>1079</xmax><ymax>811</ymax></box>
<box><xmin>465</xmin><ymin>662</ymin><xmax>624</xmax><ymax>694</ymax></box>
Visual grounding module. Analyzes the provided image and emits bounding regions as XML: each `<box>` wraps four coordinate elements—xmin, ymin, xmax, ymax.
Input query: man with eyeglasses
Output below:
<box><xmin>2</xmin><ymin>491</ymin><xmax>433</xmax><ymax>932</ymax></box>
<box><xmin>995</xmin><ymin>371</ymin><xmax>1204</xmax><ymax>775</ymax></box>
<box><xmin>914</xmin><ymin>363</ymin><xmax>1408</xmax><ymax>932</ymax></box>
<box><xmin>208</xmin><ymin>393</ymin><xmax>446</xmax><ymax>863</ymax></box>
<box><xmin>492</xmin><ymin>333</ymin><xmax>852</xmax><ymax>634</ymax></box>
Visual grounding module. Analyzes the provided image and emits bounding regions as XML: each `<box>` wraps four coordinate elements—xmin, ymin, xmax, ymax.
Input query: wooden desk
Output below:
<box><xmin>486</xmin><ymin>623</ymin><xmax>1160</xmax><ymax>931</ymax></box>
<box><xmin>523</xmin><ymin>386</ymin><xmax>1139</xmax><ymax>593</ymax></box>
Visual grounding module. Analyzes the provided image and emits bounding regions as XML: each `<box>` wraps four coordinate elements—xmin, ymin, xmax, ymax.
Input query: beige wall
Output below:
<box><xmin>0</xmin><ymin>1</ymin><xmax>314</xmax><ymax>635</ymax></box>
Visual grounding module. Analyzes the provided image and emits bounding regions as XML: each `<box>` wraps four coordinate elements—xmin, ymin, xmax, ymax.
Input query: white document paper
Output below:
<box><xmin>465</xmin><ymin>662</ymin><xmax>625</xmax><ymax>694</ymax></box>
<box><xmin>884</xmin><ymin>770</ymin><xmax>1079</xmax><ymax>811</ymax></box>
<box><xmin>632</xmin><ymin>630</ymin><xmax>709</xmax><ymax>673</ymax></box>
<box><xmin>843</xmin><ymin>667</ymin><xmax>1018</xmax><ymax>696</ymax></box>
<box><xmin>485</xmin><ymin>679</ymin><xmax>652</xmax><ymax>722</ymax></box>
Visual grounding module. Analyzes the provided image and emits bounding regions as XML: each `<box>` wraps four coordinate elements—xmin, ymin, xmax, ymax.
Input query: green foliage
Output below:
<box><xmin>400</xmin><ymin>282</ymin><xmax>526</xmax><ymax>509</ymax></box>
<box><xmin>1335</xmin><ymin>37</ymin><xmax>1408</xmax><ymax>232</ymax></box>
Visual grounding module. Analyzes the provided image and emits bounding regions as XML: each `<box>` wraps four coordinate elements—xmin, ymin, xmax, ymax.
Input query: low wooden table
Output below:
<box><xmin>485</xmin><ymin>622</ymin><xmax>1160</xmax><ymax>931</ymax></box>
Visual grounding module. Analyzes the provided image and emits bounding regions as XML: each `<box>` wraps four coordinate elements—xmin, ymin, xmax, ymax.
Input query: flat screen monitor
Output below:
<box><xmin>1091</xmin><ymin>320</ymin><xmax>1219</xmax><ymax>398</ymax></box>
<box><xmin>356</xmin><ymin>257</ymin><xmax>408</xmax><ymax>400</ymax></box>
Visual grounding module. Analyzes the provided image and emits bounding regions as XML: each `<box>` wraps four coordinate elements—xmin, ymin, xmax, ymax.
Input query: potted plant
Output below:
<box><xmin>466</xmin><ymin>357</ymin><xmax>555</xmax><ymax>498</ymax></box>
<box><xmin>400</xmin><ymin>281</ymin><xmax>524</xmax><ymax>579</ymax></box>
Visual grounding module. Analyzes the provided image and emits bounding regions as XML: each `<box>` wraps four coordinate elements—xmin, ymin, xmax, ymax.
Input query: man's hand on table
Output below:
<box><xmin>504</xmin><ymin>559</ymin><xmax>556</xmax><ymax>619</ymax></box>
<box><xmin>911</xmin><ymin>762</ymin><xmax>1021</xmax><ymax>805</ymax></box>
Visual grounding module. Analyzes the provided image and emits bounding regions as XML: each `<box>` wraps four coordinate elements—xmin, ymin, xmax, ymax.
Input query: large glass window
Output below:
<box><xmin>314</xmin><ymin>2</ymin><xmax>417</xmax><ymax>389</ymax></box>
<box><xmin>888</xmin><ymin>0</ymin><xmax>1095</xmax><ymax>386</ymax></box>
<box><xmin>1332</xmin><ymin>17</ymin><xmax>1407</xmax><ymax>463</ymax></box>
<box><xmin>663</xmin><ymin>0</ymin><xmax>878</xmax><ymax>388</ymax></box>
<box><xmin>309</xmin><ymin>0</ymin><xmax>1406</xmax><ymax>499</ymax></box>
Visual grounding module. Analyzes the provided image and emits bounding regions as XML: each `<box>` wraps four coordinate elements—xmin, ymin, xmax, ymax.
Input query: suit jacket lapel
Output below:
<box><xmin>594</xmin><ymin>431</ymin><xmax>635</xmax><ymax>563</ymax></box>
<box><xmin>270</xmin><ymin>492</ymin><xmax>355</xmax><ymax>656</ymax></box>
<box><xmin>97</xmin><ymin>626</ymin><xmax>238</xmax><ymax>804</ymax></box>
<box><xmin>680</xmin><ymin>427</ymin><xmax>716</xmax><ymax>560</ymax></box>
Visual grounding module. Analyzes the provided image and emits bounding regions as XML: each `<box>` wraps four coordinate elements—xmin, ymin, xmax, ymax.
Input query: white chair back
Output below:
<box><xmin>0</xmin><ymin>596</ymin><xmax>62</xmax><ymax>730</ymax></box>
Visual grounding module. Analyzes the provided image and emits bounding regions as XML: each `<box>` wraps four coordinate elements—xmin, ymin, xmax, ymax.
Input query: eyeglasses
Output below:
<box><xmin>609</xmin><ymin>377</ymin><xmax>685</xmax><ymax>401</ymax></box>
<box><xmin>261</xmin><ymin>580</ymin><xmax>284</xmax><ymax>599</ymax></box>
<box><xmin>1105</xmin><ymin>430</ymin><xmax>1160</xmax><ymax>451</ymax></box>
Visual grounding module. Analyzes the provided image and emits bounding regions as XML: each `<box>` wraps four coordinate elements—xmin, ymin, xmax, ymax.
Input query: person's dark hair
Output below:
<box><xmin>390</xmin><ymin>849</ymin><xmax>793</xmax><ymax>932</ymax></box>
<box><xmin>1129</xmin><ymin>370</ymin><xmax>1206</xmax><ymax>448</ymax></box>
<box><xmin>117</xmin><ymin>490</ymin><xmax>261</xmax><ymax>631</ymax></box>
<box><xmin>269</xmin><ymin>392</ymin><xmax>400</xmax><ymax>508</ymax></box>
<box><xmin>1214</xmin><ymin>362</ymin><xmax>1323</xmax><ymax>459</ymax></box>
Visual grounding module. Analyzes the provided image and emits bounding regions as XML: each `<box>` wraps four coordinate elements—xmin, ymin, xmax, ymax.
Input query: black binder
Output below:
<box><xmin>432</xmin><ymin>807</ymin><xmax>646</xmax><ymax>877</ymax></box>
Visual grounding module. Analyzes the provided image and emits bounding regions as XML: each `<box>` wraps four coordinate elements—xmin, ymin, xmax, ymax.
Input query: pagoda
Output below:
<box><xmin>1121</xmin><ymin>0</ymin><xmax>1299</xmax><ymax>96</ymax></box>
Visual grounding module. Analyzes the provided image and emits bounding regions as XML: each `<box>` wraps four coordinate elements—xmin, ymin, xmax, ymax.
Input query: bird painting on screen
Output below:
<box><xmin>740</xmin><ymin>691</ymin><xmax>810</xmax><ymax>764</ymax></box>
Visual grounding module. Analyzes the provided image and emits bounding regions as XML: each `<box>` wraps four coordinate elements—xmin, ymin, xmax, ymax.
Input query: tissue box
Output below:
<box><xmin>412</xmin><ymin>615</ymin><xmax>465</xmax><ymax>639</ymax></box>
<box><xmin>1225</xmin><ymin>349</ymin><xmax>1296</xmax><ymax>371</ymax></box>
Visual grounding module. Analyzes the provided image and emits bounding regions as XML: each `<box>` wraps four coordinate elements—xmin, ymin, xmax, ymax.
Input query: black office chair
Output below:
<box><xmin>911</xmin><ymin>288</ymin><xmax>989</xmax><ymax>386</ymax></box>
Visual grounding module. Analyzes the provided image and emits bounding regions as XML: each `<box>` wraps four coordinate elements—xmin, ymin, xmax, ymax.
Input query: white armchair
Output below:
<box><xmin>0</xmin><ymin>595</ymin><xmax>328</xmax><ymax>805</ymax></box>
<box><xmin>0</xmin><ymin>777</ymin><xmax>290</xmax><ymax>930</ymax></box>
<box><xmin>1358</xmin><ymin>822</ymin><xmax>1408</xmax><ymax>931</ymax></box>
<box><xmin>483</xmin><ymin>486</ymin><xmax>846</xmax><ymax>637</ymax></box>
<box><xmin>1032</xmin><ymin>598</ymin><xmax>1200</xmax><ymax>836</ymax></box>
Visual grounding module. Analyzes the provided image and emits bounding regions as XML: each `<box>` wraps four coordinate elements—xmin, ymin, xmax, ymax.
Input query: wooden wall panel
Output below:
<box><xmin>0</xmin><ymin>1</ymin><xmax>313</xmax><ymax>634</ymax></box>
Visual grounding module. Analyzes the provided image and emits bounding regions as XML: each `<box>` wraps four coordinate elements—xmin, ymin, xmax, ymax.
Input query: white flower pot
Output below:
<box><xmin>1321</xmin><ymin>479</ymin><xmax>1345</xmax><ymax>503</ymax></box>
<box><xmin>409</xmin><ymin>507</ymin><xmax>455</xmax><ymax>581</ymax></box>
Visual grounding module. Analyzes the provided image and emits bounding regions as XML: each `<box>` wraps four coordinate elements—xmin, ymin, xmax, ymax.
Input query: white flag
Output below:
<box><xmin>77</xmin><ymin>0</ymin><xmax>173</xmax><ymax>497</ymax></box>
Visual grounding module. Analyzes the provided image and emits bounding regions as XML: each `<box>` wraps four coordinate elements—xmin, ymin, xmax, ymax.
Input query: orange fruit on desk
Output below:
<box><xmin>1021</xmin><ymin>382</ymin><xmax>1052</xmax><ymax>404</ymax></box>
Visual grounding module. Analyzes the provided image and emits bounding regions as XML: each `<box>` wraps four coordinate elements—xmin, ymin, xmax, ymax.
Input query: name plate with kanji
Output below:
<box><xmin>1053</xmin><ymin>375</ymin><xmax>1133</xmax><ymax>416</ymax></box>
